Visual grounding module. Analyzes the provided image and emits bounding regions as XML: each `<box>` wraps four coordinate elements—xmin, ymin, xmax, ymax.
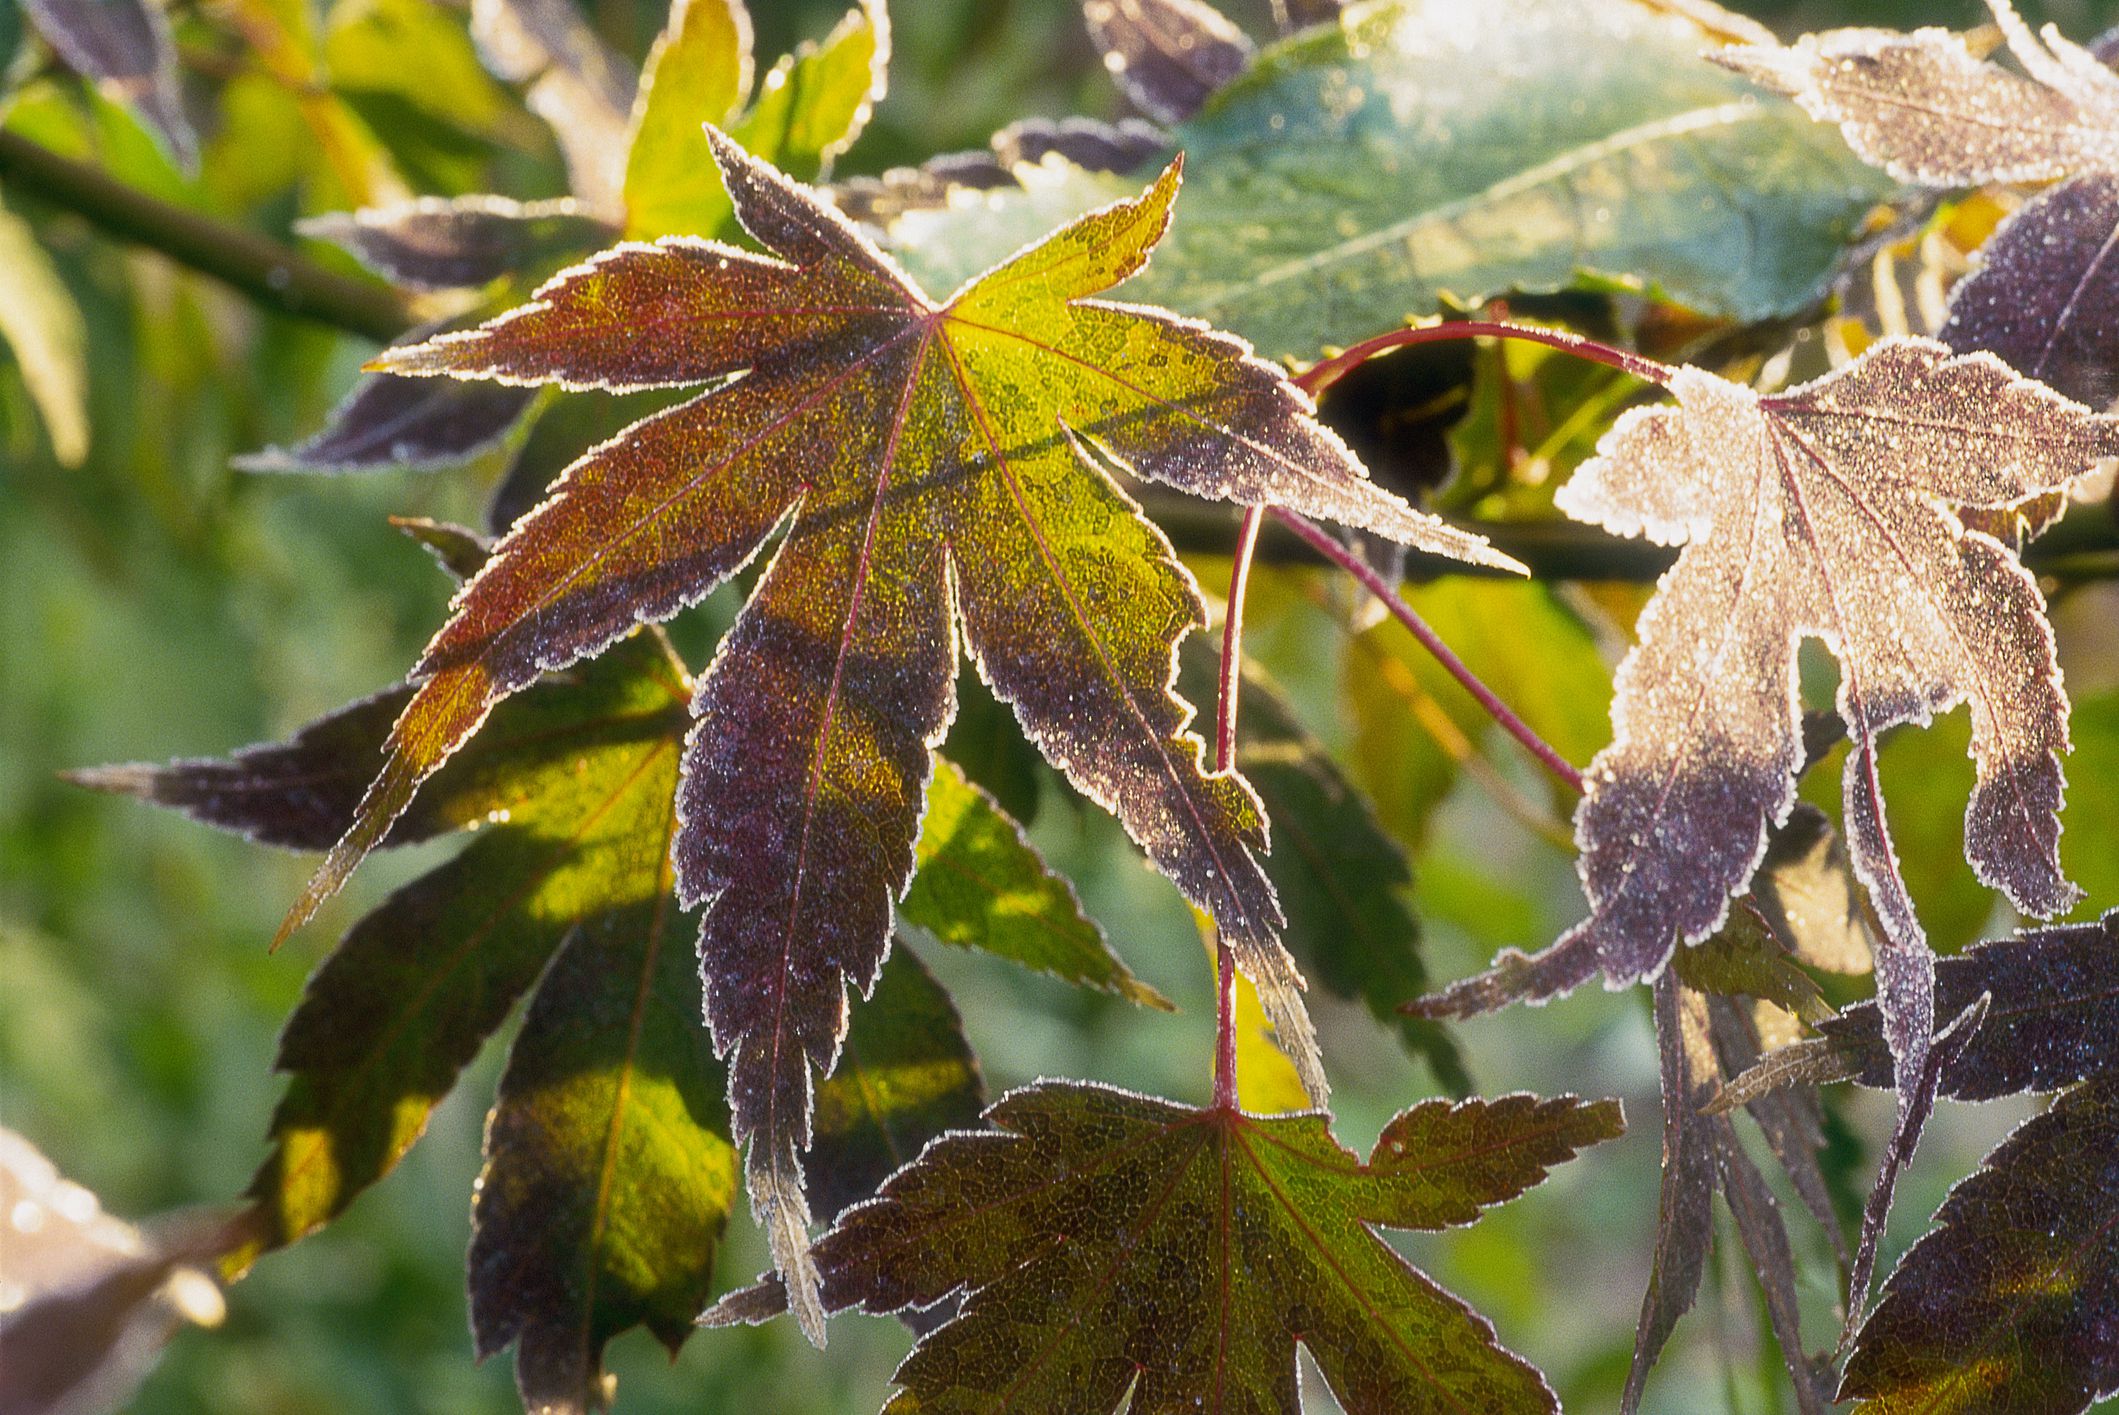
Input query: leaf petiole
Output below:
<box><xmin>1297</xmin><ymin>318</ymin><xmax>1673</xmax><ymax>399</ymax></box>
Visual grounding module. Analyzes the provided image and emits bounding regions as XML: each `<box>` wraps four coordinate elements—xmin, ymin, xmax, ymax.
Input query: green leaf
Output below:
<box><xmin>623</xmin><ymin>0</ymin><xmax>754</xmax><ymax>240</ymax></box>
<box><xmin>1841</xmin><ymin>1076</ymin><xmax>2119</xmax><ymax>1415</ymax></box>
<box><xmin>808</xmin><ymin>944</ymin><xmax>984</xmax><ymax>1222</ymax></box>
<box><xmin>471</xmin><ymin>897</ymin><xmax>737</xmax><ymax>1415</ymax></box>
<box><xmin>1344</xmin><ymin>576</ymin><xmax>1609</xmax><ymax>850</ymax></box>
<box><xmin>885</xmin><ymin>0</ymin><xmax>1898</xmax><ymax>358</ymax></box>
<box><xmin>1182</xmin><ymin>640</ymin><xmax>1466</xmax><ymax>1088</ymax></box>
<box><xmin>810</xmin><ymin>1081</ymin><xmax>1623</xmax><ymax>1413</ymax></box>
<box><xmin>0</xmin><ymin>196</ymin><xmax>89</xmax><ymax>467</ymax></box>
<box><xmin>300</xmin><ymin>135</ymin><xmax>1516</xmax><ymax>1331</ymax></box>
<box><xmin>624</xmin><ymin>0</ymin><xmax>888</xmax><ymax>241</ymax></box>
<box><xmin>902</xmin><ymin>759</ymin><xmax>1170</xmax><ymax>1011</ymax></box>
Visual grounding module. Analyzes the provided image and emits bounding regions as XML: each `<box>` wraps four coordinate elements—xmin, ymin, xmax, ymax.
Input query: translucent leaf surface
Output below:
<box><xmin>887</xmin><ymin>0</ymin><xmax>1898</xmax><ymax>358</ymax></box>
<box><xmin>1841</xmin><ymin>1077</ymin><xmax>2119</xmax><ymax>1415</ymax></box>
<box><xmin>0</xmin><ymin>195</ymin><xmax>89</xmax><ymax>467</ymax></box>
<box><xmin>1718</xmin><ymin>2</ymin><xmax>2119</xmax><ymax>409</ymax></box>
<box><xmin>808</xmin><ymin>1081</ymin><xmax>1621</xmax><ymax>1413</ymax></box>
<box><xmin>279</xmin><ymin>133</ymin><xmax>1512</xmax><ymax>1331</ymax></box>
<box><xmin>1416</xmin><ymin>336</ymin><xmax>2114</xmax><ymax>1307</ymax></box>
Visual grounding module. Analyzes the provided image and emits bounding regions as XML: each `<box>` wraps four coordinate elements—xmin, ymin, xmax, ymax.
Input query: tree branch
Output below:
<box><xmin>0</xmin><ymin>130</ymin><xmax>414</xmax><ymax>344</ymax></box>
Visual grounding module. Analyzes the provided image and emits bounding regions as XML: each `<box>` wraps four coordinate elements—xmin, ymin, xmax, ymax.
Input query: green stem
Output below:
<box><xmin>0</xmin><ymin>130</ymin><xmax>414</xmax><ymax>343</ymax></box>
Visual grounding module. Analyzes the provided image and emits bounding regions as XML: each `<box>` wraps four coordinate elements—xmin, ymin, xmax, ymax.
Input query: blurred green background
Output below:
<box><xmin>5</xmin><ymin>0</ymin><xmax>2119</xmax><ymax>1411</ymax></box>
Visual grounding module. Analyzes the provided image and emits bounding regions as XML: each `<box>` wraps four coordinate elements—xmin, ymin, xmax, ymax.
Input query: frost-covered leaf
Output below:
<box><xmin>1180</xmin><ymin>638</ymin><xmax>1463</xmax><ymax>1087</ymax></box>
<box><xmin>0</xmin><ymin>195</ymin><xmax>89</xmax><ymax>467</ymax></box>
<box><xmin>21</xmin><ymin>0</ymin><xmax>195</xmax><ymax>170</ymax></box>
<box><xmin>830</xmin><ymin>116</ymin><xmax>1165</xmax><ymax>226</ymax></box>
<box><xmin>1719</xmin><ymin>914</ymin><xmax>2119</xmax><ymax>1111</ymax></box>
<box><xmin>887</xmin><ymin>0</ymin><xmax>1897</xmax><ymax>358</ymax></box>
<box><xmin>1083</xmin><ymin>0</ymin><xmax>1253</xmax><ymax>127</ymax></box>
<box><xmin>807</xmin><ymin>1081</ymin><xmax>1620</xmax><ymax>1413</ymax></box>
<box><xmin>1415</xmin><ymin>336</ymin><xmax>2114</xmax><ymax>1306</ymax></box>
<box><xmin>1941</xmin><ymin>174</ymin><xmax>2119</xmax><ymax>410</ymax></box>
<box><xmin>1841</xmin><ymin>1077</ymin><xmax>2119</xmax><ymax>1415</ymax></box>
<box><xmin>275</xmin><ymin>133</ymin><xmax>1511</xmax><ymax>1332</ymax></box>
<box><xmin>1625</xmin><ymin>979</ymin><xmax>1833</xmax><ymax>1415</ymax></box>
<box><xmin>234</xmin><ymin>318</ymin><xmax>538</xmax><ymax>475</ymax></box>
<box><xmin>299</xmin><ymin>198</ymin><xmax>614</xmax><ymax>293</ymax></box>
<box><xmin>1717</xmin><ymin>2</ymin><xmax>2119</xmax><ymax>409</ymax></box>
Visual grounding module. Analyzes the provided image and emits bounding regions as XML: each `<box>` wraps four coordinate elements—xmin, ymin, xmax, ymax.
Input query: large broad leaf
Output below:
<box><xmin>1717</xmin><ymin>0</ymin><xmax>2119</xmax><ymax>409</ymax></box>
<box><xmin>1414</xmin><ymin>336</ymin><xmax>2116</xmax><ymax>1307</ymax></box>
<box><xmin>883</xmin><ymin>0</ymin><xmax>1898</xmax><ymax>358</ymax></box>
<box><xmin>1840</xmin><ymin>1076</ymin><xmax>2119</xmax><ymax>1415</ymax></box>
<box><xmin>805</xmin><ymin>1081</ymin><xmax>1622</xmax><ymax>1413</ymax></box>
<box><xmin>74</xmin><ymin>523</ymin><xmax>1140</xmax><ymax>1401</ymax></box>
<box><xmin>275</xmin><ymin>132</ymin><xmax>1512</xmax><ymax>1330</ymax></box>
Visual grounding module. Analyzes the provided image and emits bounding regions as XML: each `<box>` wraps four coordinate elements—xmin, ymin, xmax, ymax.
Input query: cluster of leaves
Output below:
<box><xmin>11</xmin><ymin>0</ymin><xmax>2119</xmax><ymax>1412</ymax></box>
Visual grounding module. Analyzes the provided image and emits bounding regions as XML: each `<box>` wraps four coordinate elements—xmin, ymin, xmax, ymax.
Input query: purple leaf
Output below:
<box><xmin>1083</xmin><ymin>0</ymin><xmax>1254</xmax><ymax>127</ymax></box>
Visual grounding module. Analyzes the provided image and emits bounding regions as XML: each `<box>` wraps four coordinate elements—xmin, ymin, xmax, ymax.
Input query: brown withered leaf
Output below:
<box><xmin>1414</xmin><ymin>335</ymin><xmax>2114</xmax><ymax>1307</ymax></box>
<box><xmin>270</xmin><ymin>131</ymin><xmax>1512</xmax><ymax>1335</ymax></box>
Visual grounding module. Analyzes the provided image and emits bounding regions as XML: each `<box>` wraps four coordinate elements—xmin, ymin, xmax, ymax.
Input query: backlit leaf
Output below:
<box><xmin>280</xmin><ymin>132</ymin><xmax>1513</xmax><ymax>1330</ymax></box>
<box><xmin>902</xmin><ymin>759</ymin><xmax>1170</xmax><ymax>1011</ymax></box>
<box><xmin>1717</xmin><ymin>1</ymin><xmax>2119</xmax><ymax>408</ymax></box>
<box><xmin>625</xmin><ymin>0</ymin><xmax>889</xmax><ymax>242</ymax></box>
<box><xmin>0</xmin><ymin>194</ymin><xmax>90</xmax><ymax>467</ymax></box>
<box><xmin>1180</xmin><ymin>639</ymin><xmax>1463</xmax><ymax>1087</ymax></box>
<box><xmin>1841</xmin><ymin>1077</ymin><xmax>2119</xmax><ymax>1415</ymax></box>
<box><xmin>887</xmin><ymin>0</ymin><xmax>1898</xmax><ymax>358</ymax></box>
<box><xmin>233</xmin><ymin>318</ymin><xmax>538</xmax><ymax>475</ymax></box>
<box><xmin>1414</xmin><ymin>336</ymin><xmax>2114</xmax><ymax>1307</ymax></box>
<box><xmin>20</xmin><ymin>0</ymin><xmax>196</xmax><ymax>170</ymax></box>
<box><xmin>299</xmin><ymin>198</ymin><xmax>615</xmax><ymax>293</ymax></box>
<box><xmin>1717</xmin><ymin>914</ymin><xmax>2119</xmax><ymax>1110</ymax></box>
<box><xmin>808</xmin><ymin>1081</ymin><xmax>1622</xmax><ymax>1413</ymax></box>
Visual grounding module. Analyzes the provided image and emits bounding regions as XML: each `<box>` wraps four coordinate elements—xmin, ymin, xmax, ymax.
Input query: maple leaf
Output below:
<box><xmin>74</xmin><ymin>521</ymin><xmax>1155</xmax><ymax>1400</ymax></box>
<box><xmin>801</xmin><ymin>1081</ymin><xmax>1621</xmax><ymax>1413</ymax></box>
<box><xmin>1413</xmin><ymin>336</ymin><xmax>2115</xmax><ymax>1307</ymax></box>
<box><xmin>1841</xmin><ymin>1076</ymin><xmax>2119</xmax><ymax>1415</ymax></box>
<box><xmin>1715</xmin><ymin>0</ymin><xmax>2119</xmax><ymax>409</ymax></box>
<box><xmin>268</xmin><ymin>129</ymin><xmax>1514</xmax><ymax>1333</ymax></box>
<box><xmin>1625</xmin><ymin>975</ymin><xmax>1843</xmax><ymax>1415</ymax></box>
<box><xmin>1714</xmin><ymin>912</ymin><xmax>2119</xmax><ymax>1112</ymax></box>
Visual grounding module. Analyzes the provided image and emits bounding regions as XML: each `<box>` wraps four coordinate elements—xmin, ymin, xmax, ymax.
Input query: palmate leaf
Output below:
<box><xmin>1715</xmin><ymin>913</ymin><xmax>2119</xmax><ymax>1111</ymax></box>
<box><xmin>1413</xmin><ymin>336</ymin><xmax>2117</xmax><ymax>1306</ymax></box>
<box><xmin>274</xmin><ymin>130</ymin><xmax>1511</xmax><ymax>1332</ymax></box>
<box><xmin>1716</xmin><ymin>0</ymin><xmax>2119</xmax><ymax>410</ymax></box>
<box><xmin>257</xmin><ymin>0</ymin><xmax>881</xmax><ymax>478</ymax></box>
<box><xmin>804</xmin><ymin>1082</ymin><xmax>1622</xmax><ymax>1413</ymax></box>
<box><xmin>882</xmin><ymin>0</ymin><xmax>1897</xmax><ymax>360</ymax></box>
<box><xmin>75</xmin><ymin>524</ymin><xmax>1147</xmax><ymax>1407</ymax></box>
<box><xmin>1841</xmin><ymin>1077</ymin><xmax>2119</xmax><ymax>1415</ymax></box>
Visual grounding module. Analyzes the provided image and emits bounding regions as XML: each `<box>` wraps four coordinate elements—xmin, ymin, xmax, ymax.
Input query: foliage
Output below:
<box><xmin>7</xmin><ymin>0</ymin><xmax>2119</xmax><ymax>1412</ymax></box>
